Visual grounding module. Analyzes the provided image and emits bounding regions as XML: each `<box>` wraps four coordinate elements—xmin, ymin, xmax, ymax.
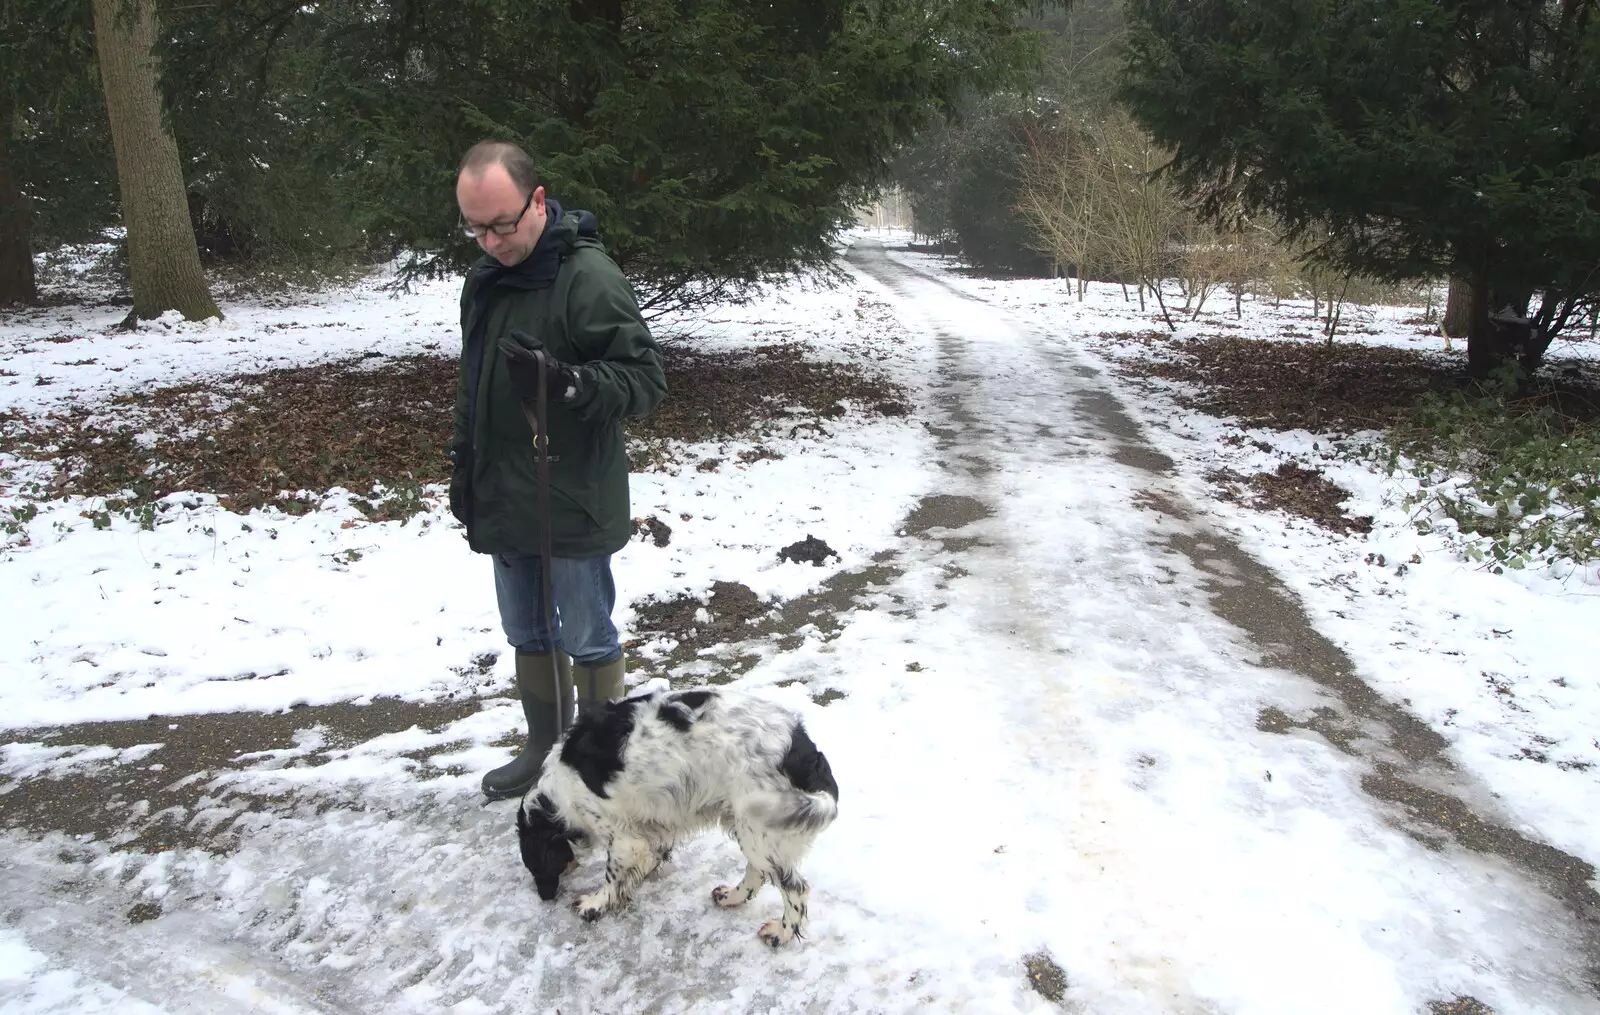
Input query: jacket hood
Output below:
<box><xmin>550</xmin><ymin>202</ymin><xmax>600</xmax><ymax>246</ymax></box>
<box><xmin>467</xmin><ymin>200</ymin><xmax>602</xmax><ymax>291</ymax></box>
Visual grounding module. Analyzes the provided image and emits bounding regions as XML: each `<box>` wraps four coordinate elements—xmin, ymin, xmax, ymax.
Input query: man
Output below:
<box><xmin>450</xmin><ymin>140</ymin><xmax>667</xmax><ymax>801</ymax></box>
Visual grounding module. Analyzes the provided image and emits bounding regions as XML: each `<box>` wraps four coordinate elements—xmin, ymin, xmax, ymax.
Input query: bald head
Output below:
<box><xmin>456</xmin><ymin>140</ymin><xmax>547</xmax><ymax>267</ymax></box>
<box><xmin>458</xmin><ymin>140</ymin><xmax>539</xmax><ymax>191</ymax></box>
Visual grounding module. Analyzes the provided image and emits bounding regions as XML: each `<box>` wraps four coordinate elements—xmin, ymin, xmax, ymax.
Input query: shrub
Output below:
<box><xmin>1391</xmin><ymin>366</ymin><xmax>1600</xmax><ymax>570</ymax></box>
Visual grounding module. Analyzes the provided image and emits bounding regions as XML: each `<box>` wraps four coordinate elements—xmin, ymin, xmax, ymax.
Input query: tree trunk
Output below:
<box><xmin>92</xmin><ymin>0</ymin><xmax>219</xmax><ymax>322</ymax></box>
<box><xmin>1521</xmin><ymin>292</ymin><xmax>1566</xmax><ymax>370</ymax></box>
<box><xmin>1464</xmin><ymin>273</ymin><xmax>1512</xmax><ymax>378</ymax></box>
<box><xmin>0</xmin><ymin>91</ymin><xmax>37</xmax><ymax>307</ymax></box>
<box><xmin>1442</xmin><ymin>276</ymin><xmax>1472</xmax><ymax>338</ymax></box>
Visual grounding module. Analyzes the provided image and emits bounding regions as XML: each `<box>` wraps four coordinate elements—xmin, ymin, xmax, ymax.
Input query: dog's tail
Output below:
<box><xmin>777</xmin><ymin>722</ymin><xmax>838</xmax><ymax>832</ymax></box>
<box><xmin>779</xmin><ymin>787</ymin><xmax>839</xmax><ymax>833</ymax></box>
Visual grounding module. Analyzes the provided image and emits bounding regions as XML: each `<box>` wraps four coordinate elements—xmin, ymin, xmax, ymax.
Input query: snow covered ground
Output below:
<box><xmin>960</xmin><ymin>257</ymin><xmax>1600</xmax><ymax>872</ymax></box>
<box><xmin>1</xmin><ymin>231</ymin><xmax>1597</xmax><ymax>1014</ymax></box>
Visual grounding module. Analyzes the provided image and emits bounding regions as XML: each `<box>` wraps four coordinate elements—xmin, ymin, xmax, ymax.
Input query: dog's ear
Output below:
<box><xmin>559</xmin><ymin>696</ymin><xmax>640</xmax><ymax>799</ymax></box>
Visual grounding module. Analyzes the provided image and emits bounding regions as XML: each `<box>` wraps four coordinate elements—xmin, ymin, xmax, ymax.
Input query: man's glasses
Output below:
<box><xmin>460</xmin><ymin>189</ymin><xmax>535</xmax><ymax>239</ymax></box>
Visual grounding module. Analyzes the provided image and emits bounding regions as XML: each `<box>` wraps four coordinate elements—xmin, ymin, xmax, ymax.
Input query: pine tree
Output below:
<box><xmin>1</xmin><ymin>0</ymin><xmax>108</xmax><ymax>305</ymax></box>
<box><xmin>3</xmin><ymin>0</ymin><xmax>118</xmax><ymax>265</ymax></box>
<box><xmin>160</xmin><ymin>0</ymin><xmax>1064</xmax><ymax>312</ymax></box>
<box><xmin>1122</xmin><ymin>0</ymin><xmax>1600</xmax><ymax>374</ymax></box>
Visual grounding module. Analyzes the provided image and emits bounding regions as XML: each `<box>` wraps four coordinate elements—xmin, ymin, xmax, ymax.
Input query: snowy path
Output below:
<box><xmin>3</xmin><ymin>241</ymin><xmax>1597</xmax><ymax>1014</ymax></box>
<box><xmin>830</xmin><ymin>240</ymin><xmax>1599</xmax><ymax>1013</ymax></box>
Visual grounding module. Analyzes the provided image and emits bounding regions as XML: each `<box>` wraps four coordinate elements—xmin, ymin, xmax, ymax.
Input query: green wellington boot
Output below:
<box><xmin>481</xmin><ymin>651</ymin><xmax>573</xmax><ymax>801</ymax></box>
<box><xmin>575</xmin><ymin>657</ymin><xmax>626</xmax><ymax>711</ymax></box>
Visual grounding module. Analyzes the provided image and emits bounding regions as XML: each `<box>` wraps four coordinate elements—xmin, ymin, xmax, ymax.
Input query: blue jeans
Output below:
<box><xmin>492</xmin><ymin>553</ymin><xmax>622</xmax><ymax>666</ymax></box>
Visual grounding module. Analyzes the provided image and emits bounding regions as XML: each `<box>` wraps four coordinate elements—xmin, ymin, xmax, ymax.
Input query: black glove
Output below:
<box><xmin>500</xmin><ymin>329</ymin><xmax>586</xmax><ymax>405</ymax></box>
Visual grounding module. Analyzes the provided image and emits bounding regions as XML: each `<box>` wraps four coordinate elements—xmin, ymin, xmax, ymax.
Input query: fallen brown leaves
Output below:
<box><xmin>1</xmin><ymin>355</ymin><xmax>455</xmax><ymax>514</ymax></box>
<box><xmin>630</xmin><ymin>342</ymin><xmax>910</xmax><ymax>447</ymax></box>
<box><xmin>1101</xmin><ymin>331</ymin><xmax>1460</xmax><ymax>433</ymax></box>
<box><xmin>1095</xmin><ymin>329</ymin><xmax>1600</xmax><ymax>537</ymax></box>
<box><xmin>1211</xmin><ymin>463</ymin><xmax>1374</xmax><ymax>535</ymax></box>
<box><xmin>0</xmin><ymin>343</ymin><xmax>910</xmax><ymax>514</ymax></box>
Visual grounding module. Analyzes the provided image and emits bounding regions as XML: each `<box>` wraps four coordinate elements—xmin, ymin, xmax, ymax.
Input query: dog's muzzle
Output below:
<box><xmin>534</xmin><ymin>875</ymin><xmax>561</xmax><ymax>902</ymax></box>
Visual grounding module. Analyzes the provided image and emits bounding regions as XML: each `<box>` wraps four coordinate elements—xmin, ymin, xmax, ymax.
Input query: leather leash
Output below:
<box><xmin>519</xmin><ymin>352</ymin><xmax>563</xmax><ymax>744</ymax></box>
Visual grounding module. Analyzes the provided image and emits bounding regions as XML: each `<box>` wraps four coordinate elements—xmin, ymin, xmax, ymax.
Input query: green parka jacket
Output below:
<box><xmin>451</xmin><ymin>202</ymin><xmax>666</xmax><ymax>558</ymax></box>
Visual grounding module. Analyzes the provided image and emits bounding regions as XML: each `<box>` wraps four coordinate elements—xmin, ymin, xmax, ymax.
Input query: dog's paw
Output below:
<box><xmin>712</xmin><ymin>885</ymin><xmax>751</xmax><ymax>908</ymax></box>
<box><xmin>757</xmin><ymin>918</ymin><xmax>795</xmax><ymax>948</ymax></box>
<box><xmin>574</xmin><ymin>893</ymin><xmax>610</xmax><ymax>922</ymax></box>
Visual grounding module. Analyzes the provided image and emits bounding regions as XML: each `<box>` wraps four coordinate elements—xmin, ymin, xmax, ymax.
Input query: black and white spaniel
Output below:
<box><xmin>515</xmin><ymin>686</ymin><xmax>839</xmax><ymax>947</ymax></box>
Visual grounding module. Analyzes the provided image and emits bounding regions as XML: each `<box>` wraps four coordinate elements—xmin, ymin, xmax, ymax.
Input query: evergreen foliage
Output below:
<box><xmin>154</xmin><ymin>0</ymin><xmax>1061</xmax><ymax>310</ymax></box>
<box><xmin>3</xmin><ymin>0</ymin><xmax>118</xmax><ymax>249</ymax></box>
<box><xmin>162</xmin><ymin>5</ymin><xmax>375</xmax><ymax>267</ymax></box>
<box><xmin>1121</xmin><ymin>0</ymin><xmax>1600</xmax><ymax>372</ymax></box>
<box><xmin>4</xmin><ymin>0</ymin><xmax>1061</xmax><ymax>311</ymax></box>
<box><xmin>2</xmin><ymin>0</ymin><xmax>115</xmax><ymax>303</ymax></box>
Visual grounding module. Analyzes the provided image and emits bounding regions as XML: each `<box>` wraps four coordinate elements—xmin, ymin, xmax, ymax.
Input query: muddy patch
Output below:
<box><xmin>0</xmin><ymin>696</ymin><xmax>482</xmax><ymax>854</ymax></box>
<box><xmin>1362</xmin><ymin>763</ymin><xmax>1599</xmax><ymax>914</ymax></box>
<box><xmin>1132</xmin><ymin>488</ymin><xmax>1191</xmax><ymax>521</ymax></box>
<box><xmin>1173</xmin><ymin>532</ymin><xmax>1449</xmax><ymax>766</ymax></box>
<box><xmin>1255</xmin><ymin>704</ymin><xmax>1365</xmax><ymax>754</ymax></box>
<box><xmin>900</xmin><ymin>494</ymin><xmax>991</xmax><ymax>537</ymax></box>
<box><xmin>1071</xmin><ymin>388</ymin><xmax>1174</xmax><ymax>474</ymax></box>
<box><xmin>631</xmin><ymin>580</ymin><xmax>771</xmax><ymax>658</ymax></box>
<box><xmin>627</xmin><ymin>558</ymin><xmax>903</xmax><ymax>689</ymax></box>
<box><xmin>778</xmin><ymin>535</ymin><xmax>841</xmax><ymax>567</ymax></box>
<box><xmin>1023</xmin><ymin>950</ymin><xmax>1069</xmax><ymax>1003</ymax></box>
